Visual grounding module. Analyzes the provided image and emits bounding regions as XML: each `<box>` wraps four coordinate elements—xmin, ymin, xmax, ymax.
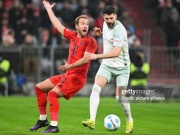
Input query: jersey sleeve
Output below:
<box><xmin>113</xmin><ymin>28</ymin><xmax>125</xmax><ymax>48</ymax></box>
<box><xmin>63</xmin><ymin>28</ymin><xmax>74</xmax><ymax>40</ymax></box>
<box><xmin>85</xmin><ymin>37</ymin><xmax>97</xmax><ymax>54</ymax></box>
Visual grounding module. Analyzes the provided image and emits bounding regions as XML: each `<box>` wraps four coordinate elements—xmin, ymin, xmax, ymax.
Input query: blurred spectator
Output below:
<box><xmin>23</xmin><ymin>33</ymin><xmax>36</xmax><ymax>46</ymax></box>
<box><xmin>0</xmin><ymin>0</ymin><xmax>5</xmax><ymax>21</ymax></box>
<box><xmin>159</xmin><ymin>0</ymin><xmax>175</xmax><ymax>26</ymax></box>
<box><xmin>40</xmin><ymin>28</ymin><xmax>51</xmax><ymax>47</ymax></box>
<box><xmin>2</xmin><ymin>28</ymin><xmax>15</xmax><ymax>46</ymax></box>
<box><xmin>4</xmin><ymin>0</ymin><xmax>13</xmax><ymax>10</ymax></box>
<box><xmin>0</xmin><ymin>56</ymin><xmax>11</xmax><ymax>96</ymax></box>
<box><xmin>84</xmin><ymin>0</ymin><xmax>99</xmax><ymax>19</ymax></box>
<box><xmin>129</xmin><ymin>37</ymin><xmax>144</xmax><ymax>64</ymax></box>
<box><xmin>172</xmin><ymin>0</ymin><xmax>180</xmax><ymax>14</ymax></box>
<box><xmin>28</xmin><ymin>8</ymin><xmax>41</xmax><ymax>41</ymax></box>
<box><xmin>119</xmin><ymin>8</ymin><xmax>134</xmax><ymax>25</ymax></box>
<box><xmin>130</xmin><ymin>52</ymin><xmax>150</xmax><ymax>93</ymax></box>
<box><xmin>111</xmin><ymin>0</ymin><xmax>122</xmax><ymax>17</ymax></box>
<box><xmin>163</xmin><ymin>8</ymin><xmax>180</xmax><ymax>58</ymax></box>
<box><xmin>22</xmin><ymin>34</ymin><xmax>38</xmax><ymax>76</ymax></box>
<box><xmin>16</xmin><ymin>16</ymin><xmax>30</xmax><ymax>44</ymax></box>
<box><xmin>119</xmin><ymin>8</ymin><xmax>135</xmax><ymax>34</ymax></box>
<box><xmin>1</xmin><ymin>17</ymin><xmax>11</xmax><ymax>43</ymax></box>
<box><xmin>70</xmin><ymin>0</ymin><xmax>79</xmax><ymax>12</ymax></box>
<box><xmin>126</xmin><ymin>27</ymin><xmax>137</xmax><ymax>47</ymax></box>
<box><xmin>8</xmin><ymin>0</ymin><xmax>24</xmax><ymax>31</ymax></box>
<box><xmin>75</xmin><ymin>0</ymin><xmax>89</xmax><ymax>17</ymax></box>
<box><xmin>24</xmin><ymin>3</ymin><xmax>34</xmax><ymax>21</ymax></box>
<box><xmin>82</xmin><ymin>8</ymin><xmax>95</xmax><ymax>30</ymax></box>
<box><xmin>98</xmin><ymin>0</ymin><xmax>106</xmax><ymax>11</ymax></box>
<box><xmin>40</xmin><ymin>28</ymin><xmax>52</xmax><ymax>73</ymax></box>
<box><xmin>58</xmin><ymin>1</ymin><xmax>74</xmax><ymax>28</ymax></box>
<box><xmin>163</xmin><ymin>8</ymin><xmax>180</xmax><ymax>44</ymax></box>
<box><xmin>31</xmin><ymin>0</ymin><xmax>41</xmax><ymax>10</ymax></box>
<box><xmin>21</xmin><ymin>0</ymin><xmax>31</xmax><ymax>7</ymax></box>
<box><xmin>122</xmin><ymin>18</ymin><xmax>135</xmax><ymax>35</ymax></box>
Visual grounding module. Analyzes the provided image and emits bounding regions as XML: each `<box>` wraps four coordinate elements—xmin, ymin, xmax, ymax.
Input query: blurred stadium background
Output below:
<box><xmin>0</xmin><ymin>0</ymin><xmax>180</xmax><ymax>99</ymax></box>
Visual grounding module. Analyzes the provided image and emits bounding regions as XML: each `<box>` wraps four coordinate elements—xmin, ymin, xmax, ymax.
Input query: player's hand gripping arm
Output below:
<box><xmin>58</xmin><ymin>53</ymin><xmax>90</xmax><ymax>71</ymax></box>
<box><xmin>84</xmin><ymin>46</ymin><xmax>121</xmax><ymax>60</ymax></box>
<box><xmin>43</xmin><ymin>0</ymin><xmax>65</xmax><ymax>35</ymax></box>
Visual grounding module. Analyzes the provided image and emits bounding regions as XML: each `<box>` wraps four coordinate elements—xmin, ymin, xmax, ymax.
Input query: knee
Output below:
<box><xmin>35</xmin><ymin>81</ymin><xmax>48</xmax><ymax>92</ymax></box>
<box><xmin>92</xmin><ymin>84</ymin><xmax>101</xmax><ymax>93</ymax></box>
<box><xmin>34</xmin><ymin>85</ymin><xmax>42</xmax><ymax>94</ymax></box>
<box><xmin>48</xmin><ymin>91</ymin><xmax>59</xmax><ymax>100</ymax></box>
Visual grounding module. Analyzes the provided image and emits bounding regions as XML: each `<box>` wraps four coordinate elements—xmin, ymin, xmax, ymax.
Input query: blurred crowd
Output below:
<box><xmin>0</xmin><ymin>0</ymin><xmax>144</xmax><ymax>52</ymax></box>
<box><xmin>0</xmin><ymin>0</ymin><xmax>132</xmax><ymax>48</ymax></box>
<box><xmin>0</xmin><ymin>0</ymin><xmax>143</xmax><ymax>95</ymax></box>
<box><xmin>1</xmin><ymin>0</ymin><xmax>180</xmax><ymax>53</ymax></box>
<box><xmin>147</xmin><ymin>0</ymin><xmax>180</xmax><ymax>59</ymax></box>
<box><xmin>0</xmin><ymin>0</ymin><xmax>146</xmax><ymax>79</ymax></box>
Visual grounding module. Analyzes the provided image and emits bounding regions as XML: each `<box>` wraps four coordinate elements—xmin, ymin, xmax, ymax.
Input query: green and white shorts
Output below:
<box><xmin>96</xmin><ymin>64</ymin><xmax>130</xmax><ymax>87</ymax></box>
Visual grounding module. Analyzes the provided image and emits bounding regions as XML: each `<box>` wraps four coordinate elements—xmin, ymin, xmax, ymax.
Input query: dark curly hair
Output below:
<box><xmin>103</xmin><ymin>6</ymin><xmax>116</xmax><ymax>15</ymax></box>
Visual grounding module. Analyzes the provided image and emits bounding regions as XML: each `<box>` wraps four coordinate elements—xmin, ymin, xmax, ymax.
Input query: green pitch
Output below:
<box><xmin>0</xmin><ymin>96</ymin><xmax>179</xmax><ymax>135</ymax></box>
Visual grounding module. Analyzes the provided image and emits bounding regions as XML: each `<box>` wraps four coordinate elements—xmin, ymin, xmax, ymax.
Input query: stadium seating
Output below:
<box><xmin>122</xmin><ymin>0</ymin><xmax>179</xmax><ymax>84</ymax></box>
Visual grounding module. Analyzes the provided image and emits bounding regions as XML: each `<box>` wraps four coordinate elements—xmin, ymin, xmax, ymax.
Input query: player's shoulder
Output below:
<box><xmin>114</xmin><ymin>20</ymin><xmax>123</xmax><ymax>29</ymax></box>
<box><xmin>114</xmin><ymin>21</ymin><xmax>126</xmax><ymax>34</ymax></box>
<box><xmin>65</xmin><ymin>28</ymin><xmax>77</xmax><ymax>36</ymax></box>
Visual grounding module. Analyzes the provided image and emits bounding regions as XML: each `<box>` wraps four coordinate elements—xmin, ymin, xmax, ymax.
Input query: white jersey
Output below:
<box><xmin>101</xmin><ymin>20</ymin><xmax>130</xmax><ymax>68</ymax></box>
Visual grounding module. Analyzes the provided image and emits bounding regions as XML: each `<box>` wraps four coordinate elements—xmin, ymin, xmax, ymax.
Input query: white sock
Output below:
<box><xmin>119</xmin><ymin>99</ymin><xmax>133</xmax><ymax>122</ymax></box>
<box><xmin>90</xmin><ymin>84</ymin><xmax>101</xmax><ymax>121</ymax></box>
<box><xmin>50</xmin><ymin>121</ymin><xmax>58</xmax><ymax>126</ymax></box>
<box><xmin>121</xmin><ymin>102</ymin><xmax>133</xmax><ymax>122</ymax></box>
<box><xmin>39</xmin><ymin>114</ymin><xmax>47</xmax><ymax>121</ymax></box>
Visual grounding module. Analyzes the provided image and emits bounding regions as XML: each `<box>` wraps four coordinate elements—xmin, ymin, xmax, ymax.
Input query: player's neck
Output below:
<box><xmin>77</xmin><ymin>33</ymin><xmax>88</xmax><ymax>38</ymax></box>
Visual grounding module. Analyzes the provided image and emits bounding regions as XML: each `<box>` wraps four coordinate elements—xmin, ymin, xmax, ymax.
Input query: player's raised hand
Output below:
<box><xmin>93</xmin><ymin>27</ymin><xmax>102</xmax><ymax>36</ymax></box>
<box><xmin>43</xmin><ymin>0</ymin><xmax>56</xmax><ymax>9</ymax></box>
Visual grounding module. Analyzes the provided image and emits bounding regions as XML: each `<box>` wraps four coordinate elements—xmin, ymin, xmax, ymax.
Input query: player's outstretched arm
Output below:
<box><xmin>43</xmin><ymin>0</ymin><xmax>65</xmax><ymax>35</ymax></box>
<box><xmin>96</xmin><ymin>46</ymin><xmax>121</xmax><ymax>59</ymax></box>
<box><xmin>58</xmin><ymin>54</ymin><xmax>90</xmax><ymax>71</ymax></box>
<box><xmin>84</xmin><ymin>46</ymin><xmax>121</xmax><ymax>60</ymax></box>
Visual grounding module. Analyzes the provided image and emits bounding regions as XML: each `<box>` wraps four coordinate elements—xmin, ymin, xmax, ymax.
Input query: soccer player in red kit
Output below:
<box><xmin>29</xmin><ymin>0</ymin><xmax>97</xmax><ymax>133</ymax></box>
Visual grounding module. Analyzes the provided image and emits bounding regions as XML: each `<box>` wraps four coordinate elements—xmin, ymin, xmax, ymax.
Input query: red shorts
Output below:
<box><xmin>49</xmin><ymin>73</ymin><xmax>86</xmax><ymax>100</ymax></box>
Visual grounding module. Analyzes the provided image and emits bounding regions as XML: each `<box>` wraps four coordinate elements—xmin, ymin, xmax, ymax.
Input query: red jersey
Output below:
<box><xmin>63</xmin><ymin>28</ymin><xmax>97</xmax><ymax>77</ymax></box>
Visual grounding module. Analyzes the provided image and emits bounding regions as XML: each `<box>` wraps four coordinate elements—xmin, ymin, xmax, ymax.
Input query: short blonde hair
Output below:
<box><xmin>75</xmin><ymin>15</ymin><xmax>88</xmax><ymax>25</ymax></box>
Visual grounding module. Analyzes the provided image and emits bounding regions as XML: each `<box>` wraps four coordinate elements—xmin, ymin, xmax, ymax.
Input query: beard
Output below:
<box><xmin>107</xmin><ymin>23</ymin><xmax>114</xmax><ymax>28</ymax></box>
<box><xmin>78</xmin><ymin>30</ymin><xmax>87</xmax><ymax>37</ymax></box>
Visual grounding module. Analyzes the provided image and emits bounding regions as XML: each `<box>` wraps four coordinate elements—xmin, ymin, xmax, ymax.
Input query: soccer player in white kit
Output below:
<box><xmin>82</xmin><ymin>6</ymin><xmax>133</xmax><ymax>133</ymax></box>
